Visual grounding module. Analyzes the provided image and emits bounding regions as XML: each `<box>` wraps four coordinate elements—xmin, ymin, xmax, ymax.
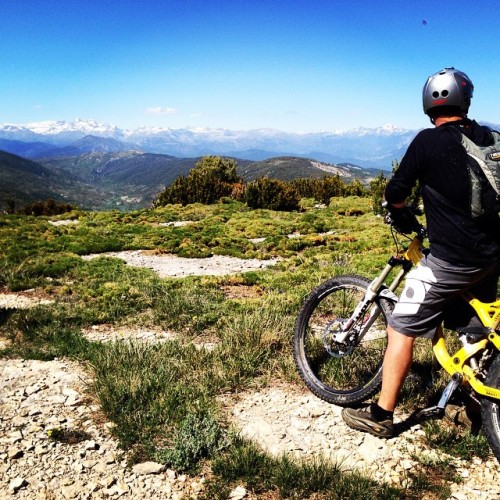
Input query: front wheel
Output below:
<box><xmin>481</xmin><ymin>352</ymin><xmax>500</xmax><ymax>461</ymax></box>
<box><xmin>293</xmin><ymin>275</ymin><xmax>393</xmax><ymax>406</ymax></box>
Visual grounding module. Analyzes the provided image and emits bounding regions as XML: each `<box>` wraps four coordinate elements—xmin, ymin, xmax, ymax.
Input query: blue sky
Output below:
<box><xmin>1</xmin><ymin>0</ymin><xmax>499</xmax><ymax>132</ymax></box>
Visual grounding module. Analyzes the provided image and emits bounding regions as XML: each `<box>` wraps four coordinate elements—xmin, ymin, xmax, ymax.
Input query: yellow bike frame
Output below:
<box><xmin>400</xmin><ymin>236</ymin><xmax>500</xmax><ymax>400</ymax></box>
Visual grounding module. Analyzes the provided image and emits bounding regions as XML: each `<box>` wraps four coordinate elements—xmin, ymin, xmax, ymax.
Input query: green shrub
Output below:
<box><xmin>18</xmin><ymin>198</ymin><xmax>77</xmax><ymax>216</ymax></box>
<box><xmin>370</xmin><ymin>171</ymin><xmax>388</xmax><ymax>215</ymax></box>
<box><xmin>291</xmin><ymin>175</ymin><xmax>368</xmax><ymax>204</ymax></box>
<box><xmin>155</xmin><ymin>408</ymin><xmax>227</xmax><ymax>472</ymax></box>
<box><xmin>154</xmin><ymin>156</ymin><xmax>242</xmax><ymax>206</ymax></box>
<box><xmin>246</xmin><ymin>177</ymin><xmax>300</xmax><ymax>211</ymax></box>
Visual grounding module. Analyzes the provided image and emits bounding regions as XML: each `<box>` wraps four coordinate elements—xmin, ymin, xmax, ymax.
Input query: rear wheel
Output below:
<box><xmin>293</xmin><ymin>275</ymin><xmax>393</xmax><ymax>406</ymax></box>
<box><xmin>481</xmin><ymin>352</ymin><xmax>500</xmax><ymax>461</ymax></box>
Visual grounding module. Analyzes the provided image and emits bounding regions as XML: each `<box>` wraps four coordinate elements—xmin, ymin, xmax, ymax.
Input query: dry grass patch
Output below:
<box><xmin>221</xmin><ymin>285</ymin><xmax>264</xmax><ymax>300</ymax></box>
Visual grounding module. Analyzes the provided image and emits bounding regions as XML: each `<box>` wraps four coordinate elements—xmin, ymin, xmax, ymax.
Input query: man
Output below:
<box><xmin>341</xmin><ymin>67</ymin><xmax>500</xmax><ymax>438</ymax></box>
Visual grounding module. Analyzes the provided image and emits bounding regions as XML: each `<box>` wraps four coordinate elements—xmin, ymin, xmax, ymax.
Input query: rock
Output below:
<box><xmin>229</xmin><ymin>485</ymin><xmax>247</xmax><ymax>499</ymax></box>
<box><xmin>7</xmin><ymin>430</ymin><xmax>23</xmax><ymax>443</ymax></box>
<box><xmin>132</xmin><ymin>461</ymin><xmax>165</xmax><ymax>475</ymax></box>
<box><xmin>8</xmin><ymin>447</ymin><xmax>24</xmax><ymax>459</ymax></box>
<box><xmin>82</xmin><ymin>251</ymin><xmax>280</xmax><ymax>278</ymax></box>
<box><xmin>1</xmin><ymin>358</ymin><xmax>204</xmax><ymax>499</ymax></box>
<box><xmin>9</xmin><ymin>476</ymin><xmax>28</xmax><ymax>492</ymax></box>
<box><xmin>357</xmin><ymin>436</ymin><xmax>387</xmax><ymax>462</ymax></box>
<box><xmin>107</xmin><ymin>481</ymin><xmax>129</xmax><ymax>497</ymax></box>
<box><xmin>85</xmin><ymin>439</ymin><xmax>99</xmax><ymax>450</ymax></box>
<box><xmin>400</xmin><ymin>459</ymin><xmax>414</xmax><ymax>470</ymax></box>
<box><xmin>229</xmin><ymin>385</ymin><xmax>500</xmax><ymax>497</ymax></box>
<box><xmin>166</xmin><ymin>468</ymin><xmax>177</xmax><ymax>479</ymax></box>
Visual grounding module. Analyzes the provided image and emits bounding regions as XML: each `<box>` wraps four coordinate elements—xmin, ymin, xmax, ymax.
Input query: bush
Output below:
<box><xmin>155</xmin><ymin>409</ymin><xmax>227</xmax><ymax>472</ymax></box>
<box><xmin>370</xmin><ymin>171</ymin><xmax>388</xmax><ymax>215</ymax></box>
<box><xmin>18</xmin><ymin>198</ymin><xmax>76</xmax><ymax>216</ymax></box>
<box><xmin>154</xmin><ymin>156</ymin><xmax>242</xmax><ymax>206</ymax></box>
<box><xmin>246</xmin><ymin>177</ymin><xmax>300</xmax><ymax>211</ymax></box>
<box><xmin>291</xmin><ymin>175</ymin><xmax>368</xmax><ymax>204</ymax></box>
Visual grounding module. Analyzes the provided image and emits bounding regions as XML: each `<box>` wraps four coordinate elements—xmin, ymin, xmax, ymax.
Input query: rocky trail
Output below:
<box><xmin>1</xmin><ymin>251</ymin><xmax>499</xmax><ymax>499</ymax></box>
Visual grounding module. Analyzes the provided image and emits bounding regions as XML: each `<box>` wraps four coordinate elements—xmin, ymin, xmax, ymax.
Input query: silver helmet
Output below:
<box><xmin>422</xmin><ymin>67</ymin><xmax>474</xmax><ymax>115</ymax></box>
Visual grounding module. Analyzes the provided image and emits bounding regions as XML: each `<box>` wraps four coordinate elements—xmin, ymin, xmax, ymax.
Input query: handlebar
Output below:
<box><xmin>415</xmin><ymin>224</ymin><xmax>428</xmax><ymax>240</ymax></box>
<box><xmin>382</xmin><ymin>201</ymin><xmax>426</xmax><ymax>238</ymax></box>
<box><xmin>388</xmin><ymin>219</ymin><xmax>427</xmax><ymax>239</ymax></box>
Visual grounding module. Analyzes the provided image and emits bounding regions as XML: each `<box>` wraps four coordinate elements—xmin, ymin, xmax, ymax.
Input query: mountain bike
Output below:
<box><xmin>293</xmin><ymin>223</ymin><xmax>500</xmax><ymax>460</ymax></box>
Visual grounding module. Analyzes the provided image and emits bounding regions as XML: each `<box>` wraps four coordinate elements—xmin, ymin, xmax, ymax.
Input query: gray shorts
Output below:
<box><xmin>388</xmin><ymin>253</ymin><xmax>500</xmax><ymax>338</ymax></box>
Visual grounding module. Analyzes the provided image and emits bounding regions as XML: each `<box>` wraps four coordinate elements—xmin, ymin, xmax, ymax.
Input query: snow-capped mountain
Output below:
<box><xmin>0</xmin><ymin>118</ymin><xmax>422</xmax><ymax>168</ymax></box>
<box><xmin>0</xmin><ymin>119</ymin><xmax>126</xmax><ymax>143</ymax></box>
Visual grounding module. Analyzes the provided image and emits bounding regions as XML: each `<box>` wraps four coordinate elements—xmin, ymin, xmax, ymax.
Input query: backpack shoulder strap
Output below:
<box><xmin>460</xmin><ymin>130</ymin><xmax>500</xmax><ymax>196</ymax></box>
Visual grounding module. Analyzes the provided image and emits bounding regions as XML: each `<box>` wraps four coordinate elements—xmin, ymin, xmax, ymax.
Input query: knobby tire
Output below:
<box><xmin>293</xmin><ymin>275</ymin><xmax>394</xmax><ymax>406</ymax></box>
<box><xmin>481</xmin><ymin>352</ymin><xmax>500</xmax><ymax>462</ymax></box>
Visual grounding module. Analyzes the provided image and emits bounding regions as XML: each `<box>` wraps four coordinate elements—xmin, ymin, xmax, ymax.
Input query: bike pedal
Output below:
<box><xmin>416</xmin><ymin>406</ymin><xmax>444</xmax><ymax>421</ymax></box>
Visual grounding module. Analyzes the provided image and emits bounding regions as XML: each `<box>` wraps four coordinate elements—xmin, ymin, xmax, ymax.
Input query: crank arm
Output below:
<box><xmin>416</xmin><ymin>374</ymin><xmax>462</xmax><ymax>420</ymax></box>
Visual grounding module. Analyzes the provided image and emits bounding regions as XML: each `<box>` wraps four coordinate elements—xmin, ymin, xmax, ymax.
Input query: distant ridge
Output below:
<box><xmin>240</xmin><ymin>156</ymin><xmax>377</xmax><ymax>182</ymax></box>
<box><xmin>0</xmin><ymin>119</ymin><xmax>424</xmax><ymax>169</ymax></box>
<box><xmin>36</xmin><ymin>135</ymin><xmax>144</xmax><ymax>158</ymax></box>
<box><xmin>0</xmin><ymin>150</ymin><xmax>110</xmax><ymax>211</ymax></box>
<box><xmin>1</xmin><ymin>146</ymin><xmax>376</xmax><ymax>211</ymax></box>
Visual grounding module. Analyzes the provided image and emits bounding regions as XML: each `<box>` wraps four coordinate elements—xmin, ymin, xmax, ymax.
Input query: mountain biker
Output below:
<box><xmin>342</xmin><ymin>67</ymin><xmax>500</xmax><ymax>438</ymax></box>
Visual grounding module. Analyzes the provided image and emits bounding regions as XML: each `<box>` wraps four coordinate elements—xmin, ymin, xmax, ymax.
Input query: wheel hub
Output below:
<box><xmin>323</xmin><ymin>319</ymin><xmax>358</xmax><ymax>357</ymax></box>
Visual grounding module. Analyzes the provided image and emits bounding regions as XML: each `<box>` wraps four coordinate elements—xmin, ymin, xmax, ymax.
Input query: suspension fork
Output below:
<box><xmin>333</xmin><ymin>258</ymin><xmax>409</xmax><ymax>344</ymax></box>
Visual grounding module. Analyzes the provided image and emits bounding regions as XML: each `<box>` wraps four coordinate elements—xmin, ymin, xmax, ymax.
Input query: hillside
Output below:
<box><xmin>0</xmin><ymin>139</ymin><xmax>57</xmax><ymax>158</ymax></box>
<box><xmin>0</xmin><ymin>151</ymin><xmax>110</xmax><ymax>212</ymax></box>
<box><xmin>2</xmin><ymin>148</ymin><xmax>376</xmax><ymax>211</ymax></box>
<box><xmin>1</xmin><ymin>198</ymin><xmax>498</xmax><ymax>499</ymax></box>
<box><xmin>35</xmin><ymin>135</ymin><xmax>143</xmax><ymax>158</ymax></box>
<box><xmin>39</xmin><ymin>152</ymin><xmax>213</xmax><ymax>209</ymax></box>
<box><xmin>239</xmin><ymin>156</ymin><xmax>378</xmax><ymax>182</ymax></box>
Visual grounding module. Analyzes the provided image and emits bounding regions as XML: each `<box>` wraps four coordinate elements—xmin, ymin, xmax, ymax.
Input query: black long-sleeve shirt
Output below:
<box><xmin>385</xmin><ymin>119</ymin><xmax>500</xmax><ymax>266</ymax></box>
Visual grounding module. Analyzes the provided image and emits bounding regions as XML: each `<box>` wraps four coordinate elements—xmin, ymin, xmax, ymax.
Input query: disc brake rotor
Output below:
<box><xmin>322</xmin><ymin>319</ymin><xmax>358</xmax><ymax>358</ymax></box>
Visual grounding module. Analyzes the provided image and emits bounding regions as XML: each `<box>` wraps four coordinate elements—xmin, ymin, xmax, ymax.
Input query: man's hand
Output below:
<box><xmin>384</xmin><ymin>205</ymin><xmax>421</xmax><ymax>234</ymax></box>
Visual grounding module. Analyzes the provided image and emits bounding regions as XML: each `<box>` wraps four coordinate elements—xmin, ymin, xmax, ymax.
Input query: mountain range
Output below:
<box><xmin>2</xmin><ymin>119</ymin><xmax>499</xmax><ymax>167</ymax></box>
<box><xmin>0</xmin><ymin>118</ymin><xmax>422</xmax><ymax>168</ymax></box>
<box><xmin>2</xmin><ymin>119</ymin><xmax>498</xmax><ymax>212</ymax></box>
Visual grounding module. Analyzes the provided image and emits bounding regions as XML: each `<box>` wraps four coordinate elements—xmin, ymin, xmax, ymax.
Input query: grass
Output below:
<box><xmin>87</xmin><ymin>340</ymin><xmax>227</xmax><ymax>470</ymax></box>
<box><xmin>0</xmin><ymin>196</ymin><xmax>493</xmax><ymax>497</ymax></box>
<box><xmin>421</xmin><ymin>419</ymin><xmax>491</xmax><ymax>461</ymax></box>
<box><xmin>205</xmin><ymin>438</ymin><xmax>402</xmax><ymax>499</ymax></box>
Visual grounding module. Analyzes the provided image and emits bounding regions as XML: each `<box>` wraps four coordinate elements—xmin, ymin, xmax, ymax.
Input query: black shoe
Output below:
<box><xmin>341</xmin><ymin>405</ymin><xmax>394</xmax><ymax>438</ymax></box>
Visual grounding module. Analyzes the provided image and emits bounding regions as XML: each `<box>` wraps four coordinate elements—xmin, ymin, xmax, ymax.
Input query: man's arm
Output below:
<box><xmin>382</xmin><ymin>201</ymin><xmax>421</xmax><ymax>234</ymax></box>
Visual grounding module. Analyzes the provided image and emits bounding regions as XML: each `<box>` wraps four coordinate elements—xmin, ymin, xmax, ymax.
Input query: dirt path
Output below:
<box><xmin>81</xmin><ymin>250</ymin><xmax>280</xmax><ymax>277</ymax></box>
<box><xmin>1</xmin><ymin>253</ymin><xmax>499</xmax><ymax>498</ymax></box>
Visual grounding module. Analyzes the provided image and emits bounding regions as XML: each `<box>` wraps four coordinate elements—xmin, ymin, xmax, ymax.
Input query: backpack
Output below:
<box><xmin>460</xmin><ymin>128</ymin><xmax>500</xmax><ymax>217</ymax></box>
<box><xmin>423</xmin><ymin>127</ymin><xmax>500</xmax><ymax>218</ymax></box>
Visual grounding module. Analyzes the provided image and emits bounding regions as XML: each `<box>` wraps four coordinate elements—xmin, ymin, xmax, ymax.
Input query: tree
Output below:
<box><xmin>344</xmin><ymin>178</ymin><xmax>367</xmax><ymax>197</ymax></box>
<box><xmin>246</xmin><ymin>177</ymin><xmax>300</xmax><ymax>211</ymax></box>
<box><xmin>371</xmin><ymin>160</ymin><xmax>422</xmax><ymax>215</ymax></box>
<box><xmin>370</xmin><ymin>171</ymin><xmax>388</xmax><ymax>215</ymax></box>
<box><xmin>154</xmin><ymin>156</ymin><xmax>242</xmax><ymax>206</ymax></box>
<box><xmin>18</xmin><ymin>199</ymin><xmax>76</xmax><ymax>216</ymax></box>
<box><xmin>6</xmin><ymin>199</ymin><xmax>15</xmax><ymax>214</ymax></box>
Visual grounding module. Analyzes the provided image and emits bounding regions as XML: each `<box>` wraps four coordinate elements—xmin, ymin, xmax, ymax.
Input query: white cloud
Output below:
<box><xmin>145</xmin><ymin>106</ymin><xmax>179</xmax><ymax>116</ymax></box>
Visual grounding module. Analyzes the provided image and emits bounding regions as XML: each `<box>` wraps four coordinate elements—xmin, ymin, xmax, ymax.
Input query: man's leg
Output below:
<box><xmin>377</xmin><ymin>325</ymin><xmax>415</xmax><ymax>411</ymax></box>
<box><xmin>341</xmin><ymin>325</ymin><xmax>414</xmax><ymax>437</ymax></box>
